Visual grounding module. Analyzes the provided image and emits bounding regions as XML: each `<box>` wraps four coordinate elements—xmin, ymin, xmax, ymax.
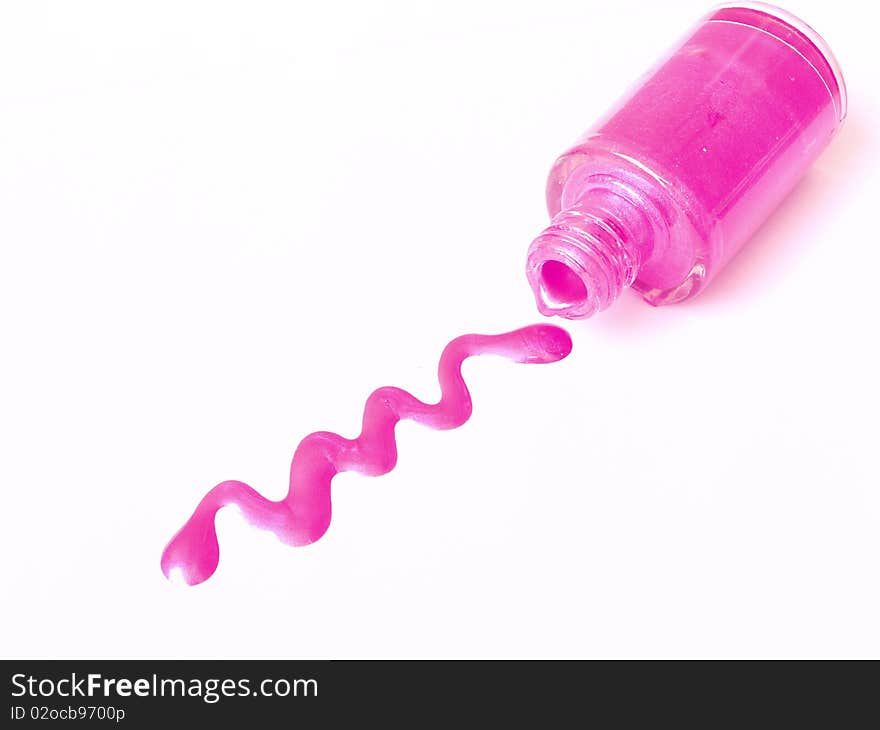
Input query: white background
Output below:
<box><xmin>1</xmin><ymin>0</ymin><xmax>877</xmax><ymax>659</ymax></box>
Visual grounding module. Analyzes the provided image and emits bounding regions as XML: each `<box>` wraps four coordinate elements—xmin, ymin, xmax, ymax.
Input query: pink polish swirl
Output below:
<box><xmin>161</xmin><ymin>324</ymin><xmax>572</xmax><ymax>585</ymax></box>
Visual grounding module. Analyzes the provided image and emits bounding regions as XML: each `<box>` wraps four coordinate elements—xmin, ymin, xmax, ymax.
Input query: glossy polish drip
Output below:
<box><xmin>161</xmin><ymin>324</ymin><xmax>572</xmax><ymax>586</ymax></box>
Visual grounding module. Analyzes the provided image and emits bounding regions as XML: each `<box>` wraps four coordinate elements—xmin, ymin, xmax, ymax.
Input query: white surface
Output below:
<box><xmin>1</xmin><ymin>0</ymin><xmax>878</xmax><ymax>659</ymax></box>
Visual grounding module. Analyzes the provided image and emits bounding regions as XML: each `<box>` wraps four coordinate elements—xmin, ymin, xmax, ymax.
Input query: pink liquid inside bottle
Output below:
<box><xmin>526</xmin><ymin>3</ymin><xmax>846</xmax><ymax>319</ymax></box>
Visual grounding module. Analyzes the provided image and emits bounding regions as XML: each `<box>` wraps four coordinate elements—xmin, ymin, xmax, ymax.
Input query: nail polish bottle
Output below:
<box><xmin>526</xmin><ymin>3</ymin><xmax>846</xmax><ymax>319</ymax></box>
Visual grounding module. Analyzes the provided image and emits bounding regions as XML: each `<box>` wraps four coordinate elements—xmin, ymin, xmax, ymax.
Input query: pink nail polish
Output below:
<box><xmin>161</xmin><ymin>325</ymin><xmax>572</xmax><ymax>585</ymax></box>
<box><xmin>526</xmin><ymin>3</ymin><xmax>846</xmax><ymax>319</ymax></box>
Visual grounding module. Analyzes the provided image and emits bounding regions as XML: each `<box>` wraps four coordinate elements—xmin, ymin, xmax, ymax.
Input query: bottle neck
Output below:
<box><xmin>526</xmin><ymin>187</ymin><xmax>654</xmax><ymax>319</ymax></box>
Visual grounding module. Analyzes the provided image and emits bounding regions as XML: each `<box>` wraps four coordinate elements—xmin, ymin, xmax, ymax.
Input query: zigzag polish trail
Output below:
<box><xmin>160</xmin><ymin>324</ymin><xmax>572</xmax><ymax>585</ymax></box>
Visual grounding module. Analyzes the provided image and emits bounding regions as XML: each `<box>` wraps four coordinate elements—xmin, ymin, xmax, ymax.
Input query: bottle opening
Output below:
<box><xmin>538</xmin><ymin>260</ymin><xmax>588</xmax><ymax>310</ymax></box>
